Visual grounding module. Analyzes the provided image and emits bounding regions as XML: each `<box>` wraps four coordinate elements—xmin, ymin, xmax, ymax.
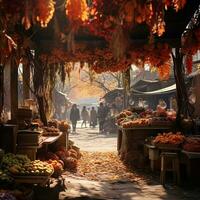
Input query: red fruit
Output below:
<box><xmin>46</xmin><ymin>152</ymin><xmax>59</xmax><ymax>160</ymax></box>
<box><xmin>63</xmin><ymin>157</ymin><xmax>78</xmax><ymax>170</ymax></box>
<box><xmin>58</xmin><ymin>159</ymin><xmax>64</xmax><ymax>168</ymax></box>
<box><xmin>55</xmin><ymin>151</ymin><xmax>67</xmax><ymax>160</ymax></box>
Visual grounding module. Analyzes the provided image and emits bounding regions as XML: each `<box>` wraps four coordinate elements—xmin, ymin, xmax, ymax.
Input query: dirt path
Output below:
<box><xmin>69</xmin><ymin>123</ymin><xmax>117</xmax><ymax>152</ymax></box>
<box><xmin>34</xmin><ymin>125</ymin><xmax>200</xmax><ymax>200</ymax></box>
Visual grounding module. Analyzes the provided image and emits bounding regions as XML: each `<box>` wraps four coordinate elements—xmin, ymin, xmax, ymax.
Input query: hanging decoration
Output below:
<box><xmin>110</xmin><ymin>25</ymin><xmax>128</xmax><ymax>61</ymax></box>
<box><xmin>0</xmin><ymin>0</ymin><xmax>55</xmax><ymax>29</ymax></box>
<box><xmin>65</xmin><ymin>0</ymin><xmax>89</xmax><ymax>53</ymax></box>
<box><xmin>122</xmin><ymin>0</ymin><xmax>187</xmax><ymax>36</ymax></box>
<box><xmin>35</xmin><ymin>0</ymin><xmax>55</xmax><ymax>27</ymax></box>
<box><xmin>182</xmin><ymin>27</ymin><xmax>200</xmax><ymax>74</ymax></box>
<box><xmin>38</xmin><ymin>41</ymin><xmax>172</xmax><ymax>79</ymax></box>
<box><xmin>185</xmin><ymin>54</ymin><xmax>193</xmax><ymax>74</ymax></box>
<box><xmin>157</xmin><ymin>63</ymin><xmax>171</xmax><ymax>80</ymax></box>
<box><xmin>65</xmin><ymin>0</ymin><xmax>89</xmax><ymax>26</ymax></box>
<box><xmin>22</xmin><ymin>1</ymin><xmax>32</xmax><ymax>30</ymax></box>
<box><xmin>130</xmin><ymin>43</ymin><xmax>172</xmax><ymax>80</ymax></box>
<box><xmin>88</xmin><ymin>0</ymin><xmax>123</xmax><ymax>40</ymax></box>
<box><xmin>0</xmin><ymin>32</ymin><xmax>17</xmax><ymax>65</ymax></box>
<box><xmin>88</xmin><ymin>0</ymin><xmax>187</xmax><ymax>39</ymax></box>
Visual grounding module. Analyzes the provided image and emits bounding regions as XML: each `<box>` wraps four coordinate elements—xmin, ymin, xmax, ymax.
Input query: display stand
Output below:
<box><xmin>0</xmin><ymin>124</ymin><xmax>17</xmax><ymax>153</ymax></box>
<box><xmin>17</xmin><ymin>132</ymin><xmax>63</xmax><ymax>160</ymax></box>
<box><xmin>118</xmin><ymin>126</ymin><xmax>172</xmax><ymax>168</ymax></box>
<box><xmin>181</xmin><ymin>150</ymin><xmax>200</xmax><ymax>179</ymax></box>
<box><xmin>12</xmin><ymin>174</ymin><xmax>52</xmax><ymax>186</ymax></box>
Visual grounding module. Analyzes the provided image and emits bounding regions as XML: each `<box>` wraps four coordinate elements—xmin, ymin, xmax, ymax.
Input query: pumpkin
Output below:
<box><xmin>58</xmin><ymin>159</ymin><xmax>64</xmax><ymax>168</ymax></box>
<box><xmin>63</xmin><ymin>157</ymin><xmax>78</xmax><ymax>170</ymax></box>
<box><xmin>47</xmin><ymin>159</ymin><xmax>63</xmax><ymax>177</ymax></box>
<box><xmin>45</xmin><ymin>152</ymin><xmax>59</xmax><ymax>161</ymax></box>
<box><xmin>57</xmin><ymin>146</ymin><xmax>70</xmax><ymax>157</ymax></box>
<box><xmin>55</xmin><ymin>151</ymin><xmax>67</xmax><ymax>160</ymax></box>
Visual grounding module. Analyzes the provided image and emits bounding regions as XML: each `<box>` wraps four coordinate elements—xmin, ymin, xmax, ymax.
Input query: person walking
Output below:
<box><xmin>90</xmin><ymin>107</ymin><xmax>97</xmax><ymax>128</ymax></box>
<box><xmin>81</xmin><ymin>106</ymin><xmax>89</xmax><ymax>128</ymax></box>
<box><xmin>70</xmin><ymin>104</ymin><xmax>80</xmax><ymax>133</ymax></box>
<box><xmin>97</xmin><ymin>102</ymin><xmax>107</xmax><ymax>133</ymax></box>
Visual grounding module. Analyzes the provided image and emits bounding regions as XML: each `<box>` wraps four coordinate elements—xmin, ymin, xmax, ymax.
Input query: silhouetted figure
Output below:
<box><xmin>90</xmin><ymin>107</ymin><xmax>97</xmax><ymax>128</ymax></box>
<box><xmin>70</xmin><ymin>104</ymin><xmax>80</xmax><ymax>133</ymax></box>
<box><xmin>97</xmin><ymin>102</ymin><xmax>107</xmax><ymax>133</ymax></box>
<box><xmin>81</xmin><ymin>106</ymin><xmax>89</xmax><ymax>128</ymax></box>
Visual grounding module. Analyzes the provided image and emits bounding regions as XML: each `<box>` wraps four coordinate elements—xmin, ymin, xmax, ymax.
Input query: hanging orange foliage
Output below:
<box><xmin>89</xmin><ymin>0</ymin><xmax>187</xmax><ymax>38</ymax></box>
<box><xmin>0</xmin><ymin>32</ymin><xmax>17</xmax><ymax>64</ymax></box>
<box><xmin>65</xmin><ymin>0</ymin><xmax>88</xmax><ymax>25</ymax></box>
<box><xmin>39</xmin><ymin>42</ymin><xmax>172</xmax><ymax>78</ymax></box>
<box><xmin>182</xmin><ymin>27</ymin><xmax>200</xmax><ymax>55</ymax></box>
<box><xmin>185</xmin><ymin>54</ymin><xmax>193</xmax><ymax>74</ymax></box>
<box><xmin>131</xmin><ymin>43</ymin><xmax>172</xmax><ymax>80</ymax></box>
<box><xmin>35</xmin><ymin>0</ymin><xmax>55</xmax><ymax>27</ymax></box>
<box><xmin>157</xmin><ymin>63</ymin><xmax>171</xmax><ymax>80</ymax></box>
<box><xmin>182</xmin><ymin>27</ymin><xmax>200</xmax><ymax>74</ymax></box>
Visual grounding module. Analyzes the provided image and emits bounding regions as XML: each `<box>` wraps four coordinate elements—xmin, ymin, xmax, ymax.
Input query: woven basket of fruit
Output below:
<box><xmin>9</xmin><ymin>160</ymin><xmax>54</xmax><ymax>185</ymax></box>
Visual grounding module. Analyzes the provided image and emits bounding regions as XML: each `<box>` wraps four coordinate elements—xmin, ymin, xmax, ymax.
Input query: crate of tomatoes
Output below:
<box><xmin>153</xmin><ymin>132</ymin><xmax>185</xmax><ymax>150</ymax></box>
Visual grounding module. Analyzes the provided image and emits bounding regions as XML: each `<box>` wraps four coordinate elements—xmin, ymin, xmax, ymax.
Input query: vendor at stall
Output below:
<box><xmin>138</xmin><ymin>98</ymin><xmax>145</xmax><ymax>108</ymax></box>
<box><xmin>158</xmin><ymin>99</ymin><xmax>167</xmax><ymax>109</ymax></box>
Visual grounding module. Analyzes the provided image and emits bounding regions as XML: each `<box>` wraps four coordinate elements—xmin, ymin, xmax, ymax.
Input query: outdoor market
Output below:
<box><xmin>0</xmin><ymin>0</ymin><xmax>200</xmax><ymax>200</ymax></box>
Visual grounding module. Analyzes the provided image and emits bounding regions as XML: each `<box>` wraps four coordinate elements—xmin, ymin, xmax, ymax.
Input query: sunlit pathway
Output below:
<box><xmin>69</xmin><ymin>121</ymin><xmax>117</xmax><ymax>152</ymax></box>
<box><xmin>56</xmin><ymin>124</ymin><xmax>200</xmax><ymax>200</ymax></box>
<box><xmin>34</xmin><ymin>124</ymin><xmax>200</xmax><ymax>200</ymax></box>
<box><xmin>59</xmin><ymin>152</ymin><xmax>200</xmax><ymax>200</ymax></box>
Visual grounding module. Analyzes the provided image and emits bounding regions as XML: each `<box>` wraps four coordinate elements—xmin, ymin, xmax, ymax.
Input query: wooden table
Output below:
<box><xmin>0</xmin><ymin>124</ymin><xmax>17</xmax><ymax>153</ymax></box>
<box><xmin>41</xmin><ymin>132</ymin><xmax>63</xmax><ymax>151</ymax></box>
<box><xmin>181</xmin><ymin>150</ymin><xmax>200</xmax><ymax>179</ymax></box>
<box><xmin>145</xmin><ymin>144</ymin><xmax>159</xmax><ymax>171</ymax></box>
<box><xmin>17</xmin><ymin>132</ymin><xmax>63</xmax><ymax>160</ymax></box>
<box><xmin>117</xmin><ymin>125</ymin><xmax>172</xmax><ymax>168</ymax></box>
<box><xmin>145</xmin><ymin>143</ymin><xmax>181</xmax><ymax>171</ymax></box>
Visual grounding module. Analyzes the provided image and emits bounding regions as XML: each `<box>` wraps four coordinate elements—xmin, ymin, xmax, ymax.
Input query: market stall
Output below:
<box><xmin>0</xmin><ymin>0</ymin><xmax>199</xmax><ymax>196</ymax></box>
<box><xmin>145</xmin><ymin>132</ymin><xmax>200</xmax><ymax>184</ymax></box>
<box><xmin>116</xmin><ymin>108</ymin><xmax>176</xmax><ymax>167</ymax></box>
<box><xmin>0</xmin><ymin>116</ymin><xmax>81</xmax><ymax>199</ymax></box>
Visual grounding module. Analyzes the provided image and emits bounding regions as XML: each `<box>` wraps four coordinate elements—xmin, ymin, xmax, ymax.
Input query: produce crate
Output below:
<box><xmin>16</xmin><ymin>147</ymin><xmax>38</xmax><ymax>160</ymax></box>
<box><xmin>17</xmin><ymin>108</ymin><xmax>32</xmax><ymax>118</ymax></box>
<box><xmin>0</xmin><ymin>124</ymin><xmax>17</xmax><ymax>153</ymax></box>
<box><xmin>149</xmin><ymin>148</ymin><xmax>159</xmax><ymax>160</ymax></box>
<box><xmin>17</xmin><ymin>130</ymin><xmax>42</xmax><ymax>146</ymax></box>
<box><xmin>155</xmin><ymin>143</ymin><xmax>181</xmax><ymax>150</ymax></box>
<box><xmin>11</xmin><ymin>174</ymin><xmax>51</xmax><ymax>186</ymax></box>
<box><xmin>150</xmin><ymin>121</ymin><xmax>172</xmax><ymax>126</ymax></box>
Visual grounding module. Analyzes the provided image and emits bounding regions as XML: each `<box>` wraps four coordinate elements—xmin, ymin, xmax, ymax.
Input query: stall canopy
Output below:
<box><xmin>103</xmin><ymin>88</ymin><xmax>124</xmax><ymax>104</ymax></box>
<box><xmin>131</xmin><ymin>70</ymin><xmax>200</xmax><ymax>96</ymax></box>
<box><xmin>132</xmin><ymin>84</ymin><xmax>176</xmax><ymax>96</ymax></box>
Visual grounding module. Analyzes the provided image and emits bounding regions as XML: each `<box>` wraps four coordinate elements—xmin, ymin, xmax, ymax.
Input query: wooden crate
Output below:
<box><xmin>17</xmin><ymin>146</ymin><xmax>38</xmax><ymax>160</ymax></box>
<box><xmin>0</xmin><ymin>124</ymin><xmax>17</xmax><ymax>153</ymax></box>
<box><xmin>17</xmin><ymin>131</ymin><xmax>41</xmax><ymax>146</ymax></box>
<box><xmin>12</xmin><ymin>174</ymin><xmax>51</xmax><ymax>186</ymax></box>
<box><xmin>53</xmin><ymin>131</ymin><xmax>69</xmax><ymax>149</ymax></box>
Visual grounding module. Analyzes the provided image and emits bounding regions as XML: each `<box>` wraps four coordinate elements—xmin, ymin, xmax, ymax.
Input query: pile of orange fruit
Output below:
<box><xmin>153</xmin><ymin>132</ymin><xmax>185</xmax><ymax>145</ymax></box>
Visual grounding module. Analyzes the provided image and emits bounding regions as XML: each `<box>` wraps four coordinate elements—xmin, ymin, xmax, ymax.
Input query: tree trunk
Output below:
<box><xmin>122</xmin><ymin>68</ymin><xmax>130</xmax><ymax>108</ymax></box>
<box><xmin>172</xmin><ymin>48</ymin><xmax>194</xmax><ymax>130</ymax></box>
<box><xmin>0</xmin><ymin>65</ymin><xmax>4</xmax><ymax>116</ymax></box>
<box><xmin>23</xmin><ymin>64</ymin><xmax>30</xmax><ymax>101</ymax></box>
<box><xmin>36</xmin><ymin>95</ymin><xmax>48</xmax><ymax>126</ymax></box>
<box><xmin>26</xmin><ymin>49</ymin><xmax>48</xmax><ymax>126</ymax></box>
<box><xmin>10</xmin><ymin>55</ymin><xmax>18</xmax><ymax>122</ymax></box>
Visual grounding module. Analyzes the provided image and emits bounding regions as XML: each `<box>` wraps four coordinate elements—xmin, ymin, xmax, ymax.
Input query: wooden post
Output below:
<box><xmin>23</xmin><ymin>64</ymin><xmax>30</xmax><ymax>101</ymax></box>
<box><xmin>10</xmin><ymin>57</ymin><xmax>18</xmax><ymax>122</ymax></box>
<box><xmin>172</xmin><ymin>48</ymin><xmax>194</xmax><ymax>129</ymax></box>
<box><xmin>0</xmin><ymin>64</ymin><xmax>4</xmax><ymax>116</ymax></box>
<box><xmin>122</xmin><ymin>68</ymin><xmax>130</xmax><ymax>108</ymax></box>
